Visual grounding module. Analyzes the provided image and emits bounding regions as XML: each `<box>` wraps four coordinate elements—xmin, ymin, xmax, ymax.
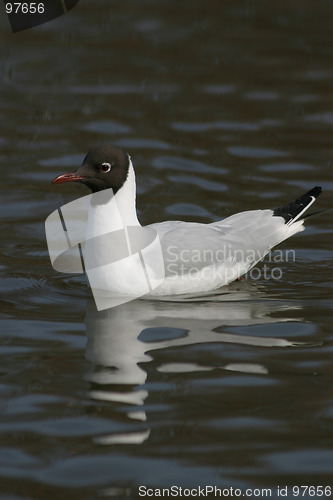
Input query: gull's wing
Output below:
<box><xmin>150</xmin><ymin>209</ymin><xmax>302</xmax><ymax>278</ymax></box>
<box><xmin>148</xmin><ymin>187</ymin><xmax>322</xmax><ymax>289</ymax></box>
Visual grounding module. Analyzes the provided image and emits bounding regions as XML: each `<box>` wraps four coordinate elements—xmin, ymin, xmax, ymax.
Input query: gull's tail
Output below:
<box><xmin>273</xmin><ymin>186</ymin><xmax>322</xmax><ymax>226</ymax></box>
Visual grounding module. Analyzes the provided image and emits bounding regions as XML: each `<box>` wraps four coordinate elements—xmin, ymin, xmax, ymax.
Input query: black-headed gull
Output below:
<box><xmin>52</xmin><ymin>145</ymin><xmax>322</xmax><ymax>298</ymax></box>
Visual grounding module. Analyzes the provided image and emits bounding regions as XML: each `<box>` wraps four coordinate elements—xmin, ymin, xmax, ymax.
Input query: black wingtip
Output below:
<box><xmin>305</xmin><ymin>186</ymin><xmax>322</xmax><ymax>198</ymax></box>
<box><xmin>273</xmin><ymin>186</ymin><xmax>322</xmax><ymax>224</ymax></box>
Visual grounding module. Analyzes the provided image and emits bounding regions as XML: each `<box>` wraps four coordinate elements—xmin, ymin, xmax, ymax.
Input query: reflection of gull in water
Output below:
<box><xmin>84</xmin><ymin>286</ymin><xmax>304</xmax><ymax>445</ymax></box>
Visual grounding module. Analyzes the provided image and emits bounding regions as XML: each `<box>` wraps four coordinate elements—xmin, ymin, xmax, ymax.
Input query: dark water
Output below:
<box><xmin>1</xmin><ymin>1</ymin><xmax>333</xmax><ymax>499</ymax></box>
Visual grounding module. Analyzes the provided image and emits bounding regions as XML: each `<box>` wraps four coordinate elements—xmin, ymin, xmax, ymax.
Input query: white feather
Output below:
<box><xmin>83</xmin><ymin>160</ymin><xmax>307</xmax><ymax>297</ymax></box>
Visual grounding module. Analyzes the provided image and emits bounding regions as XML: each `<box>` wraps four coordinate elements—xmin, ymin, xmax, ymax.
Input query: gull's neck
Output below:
<box><xmin>112</xmin><ymin>158</ymin><xmax>140</xmax><ymax>227</ymax></box>
<box><xmin>86</xmin><ymin>159</ymin><xmax>140</xmax><ymax>239</ymax></box>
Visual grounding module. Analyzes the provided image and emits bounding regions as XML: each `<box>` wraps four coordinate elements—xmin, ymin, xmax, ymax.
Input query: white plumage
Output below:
<box><xmin>82</xmin><ymin>159</ymin><xmax>315</xmax><ymax>297</ymax></box>
<box><xmin>51</xmin><ymin>145</ymin><xmax>322</xmax><ymax>305</ymax></box>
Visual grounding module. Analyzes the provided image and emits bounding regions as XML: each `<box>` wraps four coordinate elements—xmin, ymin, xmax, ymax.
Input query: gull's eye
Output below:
<box><xmin>100</xmin><ymin>162</ymin><xmax>112</xmax><ymax>173</ymax></box>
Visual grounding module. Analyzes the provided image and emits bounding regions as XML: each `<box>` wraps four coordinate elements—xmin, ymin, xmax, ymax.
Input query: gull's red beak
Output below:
<box><xmin>52</xmin><ymin>172</ymin><xmax>85</xmax><ymax>184</ymax></box>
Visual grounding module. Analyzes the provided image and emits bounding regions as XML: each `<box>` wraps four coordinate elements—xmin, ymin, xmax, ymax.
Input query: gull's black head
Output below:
<box><xmin>52</xmin><ymin>144</ymin><xmax>130</xmax><ymax>193</ymax></box>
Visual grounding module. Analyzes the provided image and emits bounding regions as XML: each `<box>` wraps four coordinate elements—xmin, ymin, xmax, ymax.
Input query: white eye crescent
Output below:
<box><xmin>100</xmin><ymin>162</ymin><xmax>112</xmax><ymax>173</ymax></box>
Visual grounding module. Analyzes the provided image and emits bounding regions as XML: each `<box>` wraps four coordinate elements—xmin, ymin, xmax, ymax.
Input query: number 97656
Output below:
<box><xmin>292</xmin><ymin>486</ymin><xmax>331</xmax><ymax>497</ymax></box>
<box><xmin>5</xmin><ymin>3</ymin><xmax>45</xmax><ymax>14</ymax></box>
